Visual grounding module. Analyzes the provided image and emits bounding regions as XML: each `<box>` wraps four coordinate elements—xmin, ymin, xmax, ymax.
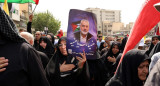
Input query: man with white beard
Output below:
<box><xmin>74</xmin><ymin>19</ymin><xmax>93</xmax><ymax>44</ymax></box>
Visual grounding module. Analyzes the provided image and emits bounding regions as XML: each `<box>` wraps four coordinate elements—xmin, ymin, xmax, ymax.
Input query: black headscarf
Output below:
<box><xmin>120</xmin><ymin>37</ymin><xmax>128</xmax><ymax>53</ymax></box>
<box><xmin>47</xmin><ymin>33</ymin><xmax>55</xmax><ymax>45</ymax></box>
<box><xmin>0</xmin><ymin>8</ymin><xmax>26</xmax><ymax>43</ymax></box>
<box><xmin>38</xmin><ymin>36</ymin><xmax>55</xmax><ymax>59</ymax></box>
<box><xmin>46</xmin><ymin>37</ymin><xmax>90</xmax><ymax>86</ymax></box>
<box><xmin>101</xmin><ymin>41</ymin><xmax>121</xmax><ymax>82</ymax></box>
<box><xmin>104</xmin><ymin>41</ymin><xmax>121</xmax><ymax>58</ymax></box>
<box><xmin>99</xmin><ymin>42</ymin><xmax>106</xmax><ymax>51</ymax></box>
<box><xmin>106</xmin><ymin>49</ymin><xmax>150</xmax><ymax>86</ymax></box>
<box><xmin>145</xmin><ymin>36</ymin><xmax>158</xmax><ymax>56</ymax></box>
<box><xmin>149</xmin><ymin>41</ymin><xmax>160</xmax><ymax>59</ymax></box>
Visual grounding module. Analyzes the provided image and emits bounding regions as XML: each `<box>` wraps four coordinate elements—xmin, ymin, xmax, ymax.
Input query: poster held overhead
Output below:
<box><xmin>67</xmin><ymin>9</ymin><xmax>97</xmax><ymax>59</ymax></box>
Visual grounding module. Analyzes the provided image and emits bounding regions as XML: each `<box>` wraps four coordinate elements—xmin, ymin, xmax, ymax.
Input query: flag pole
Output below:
<box><xmin>32</xmin><ymin>5</ymin><xmax>37</xmax><ymax>14</ymax></box>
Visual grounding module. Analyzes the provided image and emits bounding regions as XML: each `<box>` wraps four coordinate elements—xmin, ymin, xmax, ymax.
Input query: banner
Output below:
<box><xmin>67</xmin><ymin>9</ymin><xmax>97</xmax><ymax>59</ymax></box>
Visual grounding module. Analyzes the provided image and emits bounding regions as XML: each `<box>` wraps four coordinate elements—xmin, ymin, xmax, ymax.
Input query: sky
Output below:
<box><xmin>33</xmin><ymin>0</ymin><xmax>146</xmax><ymax>32</ymax></box>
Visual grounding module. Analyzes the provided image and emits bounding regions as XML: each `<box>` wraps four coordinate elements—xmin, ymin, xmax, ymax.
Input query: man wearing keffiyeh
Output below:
<box><xmin>0</xmin><ymin>8</ymin><xmax>50</xmax><ymax>86</ymax></box>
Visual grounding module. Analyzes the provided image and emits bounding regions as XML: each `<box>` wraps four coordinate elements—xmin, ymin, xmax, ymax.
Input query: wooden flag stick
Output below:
<box><xmin>32</xmin><ymin>5</ymin><xmax>37</xmax><ymax>14</ymax></box>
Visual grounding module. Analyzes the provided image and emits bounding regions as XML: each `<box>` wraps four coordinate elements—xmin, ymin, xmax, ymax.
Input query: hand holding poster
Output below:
<box><xmin>67</xmin><ymin>9</ymin><xmax>97</xmax><ymax>59</ymax></box>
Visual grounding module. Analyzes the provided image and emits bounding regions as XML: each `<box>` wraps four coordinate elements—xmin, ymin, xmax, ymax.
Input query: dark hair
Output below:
<box><xmin>47</xmin><ymin>33</ymin><xmax>55</xmax><ymax>45</ymax></box>
<box><xmin>57</xmin><ymin>37</ymin><xmax>67</xmax><ymax>54</ymax></box>
<box><xmin>99</xmin><ymin>42</ymin><xmax>106</xmax><ymax>51</ymax></box>
<box><xmin>38</xmin><ymin>36</ymin><xmax>55</xmax><ymax>59</ymax></box>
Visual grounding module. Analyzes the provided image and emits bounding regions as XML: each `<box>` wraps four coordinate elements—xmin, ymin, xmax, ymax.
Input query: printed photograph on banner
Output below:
<box><xmin>67</xmin><ymin>9</ymin><xmax>97</xmax><ymax>59</ymax></box>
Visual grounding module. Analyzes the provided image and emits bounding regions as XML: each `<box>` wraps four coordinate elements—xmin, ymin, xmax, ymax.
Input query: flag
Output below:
<box><xmin>0</xmin><ymin>0</ymin><xmax>39</xmax><ymax>5</ymax></box>
<box><xmin>71</xmin><ymin>21</ymin><xmax>81</xmax><ymax>32</ymax></box>
<box><xmin>116</xmin><ymin>0</ymin><xmax>160</xmax><ymax>72</ymax></box>
<box><xmin>33</xmin><ymin>0</ymin><xmax>39</xmax><ymax>5</ymax></box>
<box><xmin>155</xmin><ymin>24</ymin><xmax>160</xmax><ymax>35</ymax></box>
<box><xmin>3</xmin><ymin>0</ymin><xmax>9</xmax><ymax>15</ymax></box>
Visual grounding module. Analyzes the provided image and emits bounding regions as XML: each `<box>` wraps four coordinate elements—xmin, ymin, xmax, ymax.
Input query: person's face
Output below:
<box><xmin>103</xmin><ymin>42</ymin><xmax>107</xmax><ymax>47</ymax></box>
<box><xmin>40</xmin><ymin>41</ymin><xmax>47</xmax><ymax>49</ymax></box>
<box><xmin>112</xmin><ymin>45</ymin><xmax>119</xmax><ymax>54</ymax></box>
<box><xmin>152</xmin><ymin>37</ymin><xmax>159</xmax><ymax>45</ymax></box>
<box><xmin>59</xmin><ymin>40</ymin><xmax>68</xmax><ymax>56</ymax></box>
<box><xmin>108</xmin><ymin>37</ymin><xmax>113</xmax><ymax>41</ymax></box>
<box><xmin>47</xmin><ymin>35</ymin><xmax>52</xmax><ymax>42</ymax></box>
<box><xmin>35</xmin><ymin>32</ymin><xmax>41</xmax><ymax>40</ymax></box>
<box><xmin>117</xmin><ymin>39</ymin><xmax>122</xmax><ymax>43</ymax></box>
<box><xmin>80</xmin><ymin>21</ymin><xmax>89</xmax><ymax>35</ymax></box>
<box><xmin>138</xmin><ymin>60</ymin><xmax>149</xmax><ymax>81</ymax></box>
<box><xmin>98</xmin><ymin>36</ymin><xmax>102</xmax><ymax>41</ymax></box>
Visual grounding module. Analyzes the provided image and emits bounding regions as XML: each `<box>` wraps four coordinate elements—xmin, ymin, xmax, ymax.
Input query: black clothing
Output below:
<box><xmin>27</xmin><ymin>22</ymin><xmax>32</xmax><ymax>33</ymax></box>
<box><xmin>37</xmin><ymin>51</ymin><xmax>49</xmax><ymax>69</ymax></box>
<box><xmin>0</xmin><ymin>40</ymin><xmax>50</xmax><ymax>86</ymax></box>
<box><xmin>100</xmin><ymin>47</ymin><xmax>109</xmax><ymax>56</ymax></box>
<box><xmin>33</xmin><ymin>40</ymin><xmax>39</xmax><ymax>50</ymax></box>
<box><xmin>74</xmin><ymin>31</ymin><xmax>93</xmax><ymax>43</ymax></box>
<box><xmin>99</xmin><ymin>42</ymin><xmax>106</xmax><ymax>51</ymax></box>
<box><xmin>47</xmin><ymin>33</ymin><xmax>55</xmax><ymax>45</ymax></box>
<box><xmin>146</xmin><ymin>36</ymin><xmax>159</xmax><ymax>56</ymax></box>
<box><xmin>106</xmin><ymin>49</ymin><xmax>149</xmax><ymax>86</ymax></box>
<box><xmin>87</xmin><ymin>52</ymin><xmax>106</xmax><ymax>86</ymax></box>
<box><xmin>120</xmin><ymin>37</ymin><xmax>128</xmax><ymax>53</ymax></box>
<box><xmin>0</xmin><ymin>8</ymin><xmax>49</xmax><ymax>86</ymax></box>
<box><xmin>101</xmin><ymin>42</ymin><xmax>121</xmax><ymax>82</ymax></box>
<box><xmin>46</xmin><ymin>37</ymin><xmax>90</xmax><ymax>86</ymax></box>
<box><xmin>0</xmin><ymin>8</ymin><xmax>26</xmax><ymax>43</ymax></box>
<box><xmin>149</xmin><ymin>41</ymin><xmax>160</xmax><ymax>58</ymax></box>
<box><xmin>38</xmin><ymin>36</ymin><xmax>55</xmax><ymax>59</ymax></box>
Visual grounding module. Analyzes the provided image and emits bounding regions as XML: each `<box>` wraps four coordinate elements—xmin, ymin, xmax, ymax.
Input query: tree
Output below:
<box><xmin>32</xmin><ymin>10</ymin><xmax>61</xmax><ymax>35</ymax></box>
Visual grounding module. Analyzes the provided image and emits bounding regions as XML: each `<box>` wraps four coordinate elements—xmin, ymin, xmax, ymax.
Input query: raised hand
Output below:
<box><xmin>76</xmin><ymin>50</ymin><xmax>86</xmax><ymax>69</ymax></box>
<box><xmin>29</xmin><ymin>14</ymin><xmax>33</xmax><ymax>22</ymax></box>
<box><xmin>60</xmin><ymin>61</ymin><xmax>75</xmax><ymax>72</ymax></box>
<box><xmin>0</xmin><ymin>57</ymin><xmax>9</xmax><ymax>72</ymax></box>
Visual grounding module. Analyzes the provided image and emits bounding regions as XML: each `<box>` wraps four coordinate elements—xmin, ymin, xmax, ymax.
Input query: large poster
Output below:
<box><xmin>67</xmin><ymin>9</ymin><xmax>97</xmax><ymax>59</ymax></box>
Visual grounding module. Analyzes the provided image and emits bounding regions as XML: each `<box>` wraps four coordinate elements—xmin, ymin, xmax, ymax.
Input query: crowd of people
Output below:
<box><xmin>1</xmin><ymin>8</ymin><xmax>160</xmax><ymax>86</ymax></box>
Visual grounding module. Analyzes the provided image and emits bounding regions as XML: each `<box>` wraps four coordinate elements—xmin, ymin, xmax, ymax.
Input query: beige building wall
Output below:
<box><xmin>103</xmin><ymin>20</ymin><xmax>112</xmax><ymax>36</ymax></box>
<box><xmin>101</xmin><ymin>9</ymin><xmax>121</xmax><ymax>22</ymax></box>
<box><xmin>19</xmin><ymin>3</ymin><xmax>32</xmax><ymax>20</ymax></box>
<box><xmin>86</xmin><ymin>8</ymin><xmax>102</xmax><ymax>33</ymax></box>
<box><xmin>19</xmin><ymin>3</ymin><xmax>32</xmax><ymax>29</ymax></box>
<box><xmin>86</xmin><ymin>8</ymin><xmax>121</xmax><ymax>35</ymax></box>
<box><xmin>112</xmin><ymin>22</ymin><xmax>124</xmax><ymax>31</ymax></box>
<box><xmin>126</xmin><ymin>22</ymin><xmax>134</xmax><ymax>30</ymax></box>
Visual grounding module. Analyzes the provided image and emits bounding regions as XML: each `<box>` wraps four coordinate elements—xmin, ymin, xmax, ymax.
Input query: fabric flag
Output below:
<box><xmin>116</xmin><ymin>0</ymin><xmax>160</xmax><ymax>72</ymax></box>
<box><xmin>0</xmin><ymin>0</ymin><xmax>39</xmax><ymax>5</ymax></box>
<box><xmin>3</xmin><ymin>0</ymin><xmax>9</xmax><ymax>15</ymax></box>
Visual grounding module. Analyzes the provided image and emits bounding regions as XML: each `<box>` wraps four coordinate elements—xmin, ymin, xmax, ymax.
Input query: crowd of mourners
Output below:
<box><xmin>1</xmin><ymin>8</ymin><xmax>160</xmax><ymax>86</ymax></box>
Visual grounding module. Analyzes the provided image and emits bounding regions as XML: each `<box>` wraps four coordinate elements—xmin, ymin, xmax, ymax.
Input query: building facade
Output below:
<box><xmin>86</xmin><ymin>8</ymin><xmax>121</xmax><ymax>35</ymax></box>
<box><xmin>0</xmin><ymin>3</ymin><xmax>32</xmax><ymax>31</ymax></box>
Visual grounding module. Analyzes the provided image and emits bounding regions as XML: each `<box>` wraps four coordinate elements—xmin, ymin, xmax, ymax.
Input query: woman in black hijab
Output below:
<box><xmin>38</xmin><ymin>36</ymin><xmax>55</xmax><ymax>59</ymax></box>
<box><xmin>146</xmin><ymin>36</ymin><xmax>159</xmax><ymax>56</ymax></box>
<box><xmin>120</xmin><ymin>36</ymin><xmax>128</xmax><ymax>53</ymax></box>
<box><xmin>101</xmin><ymin>41</ymin><xmax>121</xmax><ymax>83</ymax></box>
<box><xmin>149</xmin><ymin>41</ymin><xmax>160</xmax><ymax>58</ymax></box>
<box><xmin>45</xmin><ymin>37</ymin><xmax>90</xmax><ymax>86</ymax></box>
<box><xmin>99</xmin><ymin>42</ymin><xmax>107</xmax><ymax>52</ymax></box>
<box><xmin>47</xmin><ymin>33</ymin><xmax>55</xmax><ymax>45</ymax></box>
<box><xmin>106</xmin><ymin>49</ymin><xmax>150</xmax><ymax>86</ymax></box>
